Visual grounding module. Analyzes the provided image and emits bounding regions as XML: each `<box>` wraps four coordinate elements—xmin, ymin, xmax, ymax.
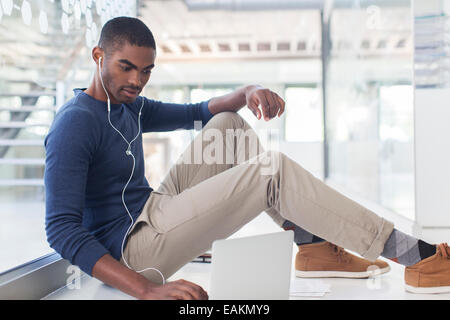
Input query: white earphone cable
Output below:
<box><xmin>98</xmin><ymin>57</ymin><xmax>165</xmax><ymax>285</ymax></box>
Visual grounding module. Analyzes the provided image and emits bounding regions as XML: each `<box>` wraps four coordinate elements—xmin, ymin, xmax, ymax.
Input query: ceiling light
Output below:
<box><xmin>91</xmin><ymin>21</ymin><xmax>98</xmax><ymax>42</ymax></box>
<box><xmin>80</xmin><ymin>0</ymin><xmax>86</xmax><ymax>14</ymax></box>
<box><xmin>161</xmin><ymin>45</ymin><xmax>172</xmax><ymax>53</ymax></box>
<box><xmin>180</xmin><ymin>44</ymin><xmax>191</xmax><ymax>53</ymax></box>
<box><xmin>218</xmin><ymin>43</ymin><xmax>231</xmax><ymax>52</ymax></box>
<box><xmin>21</xmin><ymin>0</ymin><xmax>32</xmax><ymax>25</ymax></box>
<box><xmin>199</xmin><ymin>44</ymin><xmax>211</xmax><ymax>52</ymax></box>
<box><xmin>95</xmin><ymin>0</ymin><xmax>103</xmax><ymax>15</ymax></box>
<box><xmin>85</xmin><ymin>8</ymin><xmax>92</xmax><ymax>27</ymax></box>
<box><xmin>277</xmin><ymin>42</ymin><xmax>290</xmax><ymax>51</ymax></box>
<box><xmin>257</xmin><ymin>42</ymin><xmax>271</xmax><ymax>51</ymax></box>
<box><xmin>74</xmin><ymin>0</ymin><xmax>81</xmax><ymax>21</ymax></box>
<box><xmin>238</xmin><ymin>43</ymin><xmax>250</xmax><ymax>51</ymax></box>
<box><xmin>100</xmin><ymin>10</ymin><xmax>107</xmax><ymax>25</ymax></box>
<box><xmin>297</xmin><ymin>41</ymin><xmax>306</xmax><ymax>50</ymax></box>
<box><xmin>105</xmin><ymin>4</ymin><xmax>112</xmax><ymax>19</ymax></box>
<box><xmin>39</xmin><ymin>10</ymin><xmax>48</xmax><ymax>34</ymax></box>
<box><xmin>61</xmin><ymin>12</ymin><xmax>69</xmax><ymax>34</ymax></box>
<box><xmin>1</xmin><ymin>0</ymin><xmax>13</xmax><ymax>16</ymax></box>
<box><xmin>61</xmin><ymin>0</ymin><xmax>69</xmax><ymax>13</ymax></box>
<box><xmin>85</xmin><ymin>28</ymin><xmax>93</xmax><ymax>47</ymax></box>
<box><xmin>396</xmin><ymin>39</ymin><xmax>406</xmax><ymax>48</ymax></box>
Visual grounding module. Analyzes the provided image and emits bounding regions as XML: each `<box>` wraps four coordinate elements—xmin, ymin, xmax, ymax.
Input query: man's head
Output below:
<box><xmin>93</xmin><ymin>16</ymin><xmax>156</xmax><ymax>104</ymax></box>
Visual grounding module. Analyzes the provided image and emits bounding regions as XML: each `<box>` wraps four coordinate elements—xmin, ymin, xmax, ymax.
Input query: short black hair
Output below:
<box><xmin>98</xmin><ymin>16</ymin><xmax>156</xmax><ymax>56</ymax></box>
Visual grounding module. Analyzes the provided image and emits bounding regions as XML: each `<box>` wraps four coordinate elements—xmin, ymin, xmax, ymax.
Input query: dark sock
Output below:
<box><xmin>381</xmin><ymin>228</ymin><xmax>436</xmax><ymax>266</ymax></box>
<box><xmin>418</xmin><ymin>239</ymin><xmax>437</xmax><ymax>260</ymax></box>
<box><xmin>282</xmin><ymin>220</ymin><xmax>325</xmax><ymax>246</ymax></box>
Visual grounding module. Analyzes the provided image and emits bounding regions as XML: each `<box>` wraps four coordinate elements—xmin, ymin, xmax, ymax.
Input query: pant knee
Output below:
<box><xmin>208</xmin><ymin>111</ymin><xmax>247</xmax><ymax>130</ymax></box>
<box><xmin>257</xmin><ymin>150</ymin><xmax>284</xmax><ymax>176</ymax></box>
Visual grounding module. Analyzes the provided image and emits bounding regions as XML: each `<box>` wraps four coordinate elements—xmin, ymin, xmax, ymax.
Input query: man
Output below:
<box><xmin>44</xmin><ymin>17</ymin><xmax>449</xmax><ymax>300</ymax></box>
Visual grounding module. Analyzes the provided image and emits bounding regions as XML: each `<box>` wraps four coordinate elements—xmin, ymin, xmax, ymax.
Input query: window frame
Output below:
<box><xmin>0</xmin><ymin>252</ymin><xmax>72</xmax><ymax>299</ymax></box>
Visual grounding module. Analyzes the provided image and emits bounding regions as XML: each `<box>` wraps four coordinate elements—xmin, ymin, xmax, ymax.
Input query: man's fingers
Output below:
<box><xmin>248</xmin><ymin>97</ymin><xmax>262</xmax><ymax>119</ymax></box>
<box><xmin>171</xmin><ymin>281</ymin><xmax>196</xmax><ymax>300</ymax></box>
<box><xmin>248</xmin><ymin>89</ymin><xmax>285</xmax><ymax>121</ymax></box>
<box><xmin>171</xmin><ymin>288</ymin><xmax>195</xmax><ymax>300</ymax></box>
<box><xmin>255</xmin><ymin>108</ymin><xmax>262</xmax><ymax>120</ymax></box>
<box><xmin>267</xmin><ymin>91</ymin><xmax>281</xmax><ymax>119</ymax></box>
<box><xmin>258</xmin><ymin>95</ymin><xmax>271</xmax><ymax>121</ymax></box>
<box><xmin>276</xmin><ymin>95</ymin><xmax>285</xmax><ymax>117</ymax></box>
<box><xmin>175</xmin><ymin>279</ymin><xmax>208</xmax><ymax>300</ymax></box>
<box><xmin>273</xmin><ymin>93</ymin><xmax>283</xmax><ymax>117</ymax></box>
<box><xmin>188</xmin><ymin>282</ymin><xmax>208</xmax><ymax>300</ymax></box>
<box><xmin>249</xmin><ymin>105</ymin><xmax>261</xmax><ymax>119</ymax></box>
<box><xmin>180</xmin><ymin>284</ymin><xmax>204</xmax><ymax>300</ymax></box>
<box><xmin>261</xmin><ymin>90</ymin><xmax>284</xmax><ymax>120</ymax></box>
<box><xmin>264</xmin><ymin>91</ymin><xmax>275</xmax><ymax>119</ymax></box>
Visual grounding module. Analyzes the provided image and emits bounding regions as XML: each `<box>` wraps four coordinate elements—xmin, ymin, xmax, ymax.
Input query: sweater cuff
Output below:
<box><xmin>72</xmin><ymin>241</ymin><xmax>110</xmax><ymax>276</ymax></box>
<box><xmin>200</xmin><ymin>99</ymin><xmax>214</xmax><ymax>125</ymax></box>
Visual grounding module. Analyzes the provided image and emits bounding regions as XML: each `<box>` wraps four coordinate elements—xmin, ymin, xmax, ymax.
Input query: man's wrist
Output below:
<box><xmin>244</xmin><ymin>84</ymin><xmax>262</xmax><ymax>98</ymax></box>
<box><xmin>137</xmin><ymin>279</ymin><xmax>161</xmax><ymax>300</ymax></box>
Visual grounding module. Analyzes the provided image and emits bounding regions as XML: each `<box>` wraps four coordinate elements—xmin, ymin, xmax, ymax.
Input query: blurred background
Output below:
<box><xmin>0</xmin><ymin>0</ymin><xmax>441</xmax><ymax>274</ymax></box>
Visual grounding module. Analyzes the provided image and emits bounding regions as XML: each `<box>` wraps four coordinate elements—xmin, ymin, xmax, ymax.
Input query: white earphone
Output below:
<box><xmin>98</xmin><ymin>56</ymin><xmax>165</xmax><ymax>285</ymax></box>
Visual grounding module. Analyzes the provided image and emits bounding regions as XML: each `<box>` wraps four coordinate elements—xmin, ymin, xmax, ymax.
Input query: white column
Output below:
<box><xmin>413</xmin><ymin>0</ymin><xmax>450</xmax><ymax>242</ymax></box>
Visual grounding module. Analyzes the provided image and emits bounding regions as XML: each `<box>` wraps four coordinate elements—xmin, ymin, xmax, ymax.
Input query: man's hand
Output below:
<box><xmin>140</xmin><ymin>279</ymin><xmax>209</xmax><ymax>300</ymax></box>
<box><xmin>246</xmin><ymin>85</ymin><xmax>285</xmax><ymax>121</ymax></box>
<box><xmin>91</xmin><ymin>254</ymin><xmax>208</xmax><ymax>300</ymax></box>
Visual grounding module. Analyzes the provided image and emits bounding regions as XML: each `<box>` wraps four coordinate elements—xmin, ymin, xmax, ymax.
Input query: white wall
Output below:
<box><xmin>414</xmin><ymin>88</ymin><xmax>450</xmax><ymax>227</ymax></box>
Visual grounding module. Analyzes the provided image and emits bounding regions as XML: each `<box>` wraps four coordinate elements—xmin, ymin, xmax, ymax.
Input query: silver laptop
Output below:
<box><xmin>209</xmin><ymin>230</ymin><xmax>294</xmax><ymax>300</ymax></box>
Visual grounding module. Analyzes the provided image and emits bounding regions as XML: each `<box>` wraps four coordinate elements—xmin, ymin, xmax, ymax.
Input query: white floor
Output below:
<box><xmin>43</xmin><ymin>213</ymin><xmax>450</xmax><ymax>300</ymax></box>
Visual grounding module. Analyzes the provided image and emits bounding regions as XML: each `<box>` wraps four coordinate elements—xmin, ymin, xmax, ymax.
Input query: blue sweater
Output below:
<box><xmin>44</xmin><ymin>88</ymin><xmax>214</xmax><ymax>275</ymax></box>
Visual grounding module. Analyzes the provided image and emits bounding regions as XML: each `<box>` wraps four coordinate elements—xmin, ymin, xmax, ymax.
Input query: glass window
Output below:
<box><xmin>326</xmin><ymin>3</ymin><xmax>414</xmax><ymax>219</ymax></box>
<box><xmin>379</xmin><ymin>84</ymin><xmax>414</xmax><ymax>219</ymax></box>
<box><xmin>141</xmin><ymin>86</ymin><xmax>192</xmax><ymax>191</ymax></box>
<box><xmin>284</xmin><ymin>86</ymin><xmax>323</xmax><ymax>142</ymax></box>
<box><xmin>191</xmin><ymin>87</ymin><xmax>234</xmax><ymax>104</ymax></box>
<box><xmin>191</xmin><ymin>86</ymin><xmax>239</xmax><ymax>130</ymax></box>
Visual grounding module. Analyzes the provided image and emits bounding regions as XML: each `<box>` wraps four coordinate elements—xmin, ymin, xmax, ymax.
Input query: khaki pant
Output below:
<box><xmin>120</xmin><ymin>112</ymin><xmax>394</xmax><ymax>284</ymax></box>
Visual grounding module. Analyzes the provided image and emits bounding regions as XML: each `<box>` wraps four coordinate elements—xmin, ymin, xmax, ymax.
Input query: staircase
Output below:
<box><xmin>0</xmin><ymin>85</ymin><xmax>58</xmax><ymax>201</ymax></box>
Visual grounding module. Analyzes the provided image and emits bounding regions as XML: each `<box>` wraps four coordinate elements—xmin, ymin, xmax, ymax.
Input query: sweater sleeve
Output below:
<box><xmin>141</xmin><ymin>97</ymin><xmax>214</xmax><ymax>133</ymax></box>
<box><xmin>44</xmin><ymin>107</ymin><xmax>109</xmax><ymax>275</ymax></box>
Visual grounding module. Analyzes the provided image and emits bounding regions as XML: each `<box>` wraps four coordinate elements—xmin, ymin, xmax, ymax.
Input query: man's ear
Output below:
<box><xmin>92</xmin><ymin>46</ymin><xmax>104</xmax><ymax>66</ymax></box>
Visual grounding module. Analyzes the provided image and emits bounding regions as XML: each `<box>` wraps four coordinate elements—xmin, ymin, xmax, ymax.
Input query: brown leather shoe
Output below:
<box><xmin>405</xmin><ymin>243</ymin><xmax>450</xmax><ymax>294</ymax></box>
<box><xmin>295</xmin><ymin>241</ymin><xmax>390</xmax><ymax>278</ymax></box>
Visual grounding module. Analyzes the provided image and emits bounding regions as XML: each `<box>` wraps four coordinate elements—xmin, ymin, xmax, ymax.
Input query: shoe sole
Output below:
<box><xmin>405</xmin><ymin>284</ymin><xmax>450</xmax><ymax>294</ymax></box>
<box><xmin>295</xmin><ymin>266</ymin><xmax>391</xmax><ymax>279</ymax></box>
